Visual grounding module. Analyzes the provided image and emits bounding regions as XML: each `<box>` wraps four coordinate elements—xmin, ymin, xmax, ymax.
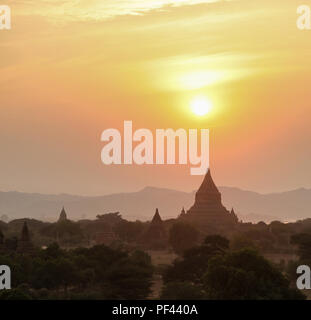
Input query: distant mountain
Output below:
<box><xmin>220</xmin><ymin>186</ymin><xmax>311</xmax><ymax>223</ymax></box>
<box><xmin>0</xmin><ymin>186</ymin><xmax>311</xmax><ymax>223</ymax></box>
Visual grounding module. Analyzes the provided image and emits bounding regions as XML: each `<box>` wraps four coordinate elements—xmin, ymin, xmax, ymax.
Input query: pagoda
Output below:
<box><xmin>181</xmin><ymin>169</ymin><xmax>238</xmax><ymax>233</ymax></box>
<box><xmin>0</xmin><ymin>228</ymin><xmax>5</xmax><ymax>253</ymax></box>
<box><xmin>140</xmin><ymin>208</ymin><xmax>168</xmax><ymax>249</ymax></box>
<box><xmin>17</xmin><ymin>221</ymin><xmax>34</xmax><ymax>253</ymax></box>
<box><xmin>58</xmin><ymin>207</ymin><xmax>68</xmax><ymax>222</ymax></box>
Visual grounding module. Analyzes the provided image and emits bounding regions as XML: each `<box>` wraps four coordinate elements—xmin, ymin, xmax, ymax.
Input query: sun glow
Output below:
<box><xmin>179</xmin><ymin>71</ymin><xmax>226</xmax><ymax>90</ymax></box>
<box><xmin>190</xmin><ymin>96</ymin><xmax>213</xmax><ymax>116</ymax></box>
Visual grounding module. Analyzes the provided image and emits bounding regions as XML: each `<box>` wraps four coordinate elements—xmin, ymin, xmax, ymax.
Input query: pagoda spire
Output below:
<box><xmin>21</xmin><ymin>221</ymin><xmax>30</xmax><ymax>242</ymax></box>
<box><xmin>58</xmin><ymin>206</ymin><xmax>68</xmax><ymax>222</ymax></box>
<box><xmin>181</xmin><ymin>168</ymin><xmax>239</xmax><ymax>232</ymax></box>
<box><xmin>17</xmin><ymin>221</ymin><xmax>34</xmax><ymax>254</ymax></box>
<box><xmin>151</xmin><ymin>208</ymin><xmax>162</xmax><ymax>224</ymax></box>
<box><xmin>140</xmin><ymin>208</ymin><xmax>167</xmax><ymax>249</ymax></box>
<box><xmin>196</xmin><ymin>169</ymin><xmax>221</xmax><ymax>196</ymax></box>
<box><xmin>0</xmin><ymin>227</ymin><xmax>4</xmax><ymax>245</ymax></box>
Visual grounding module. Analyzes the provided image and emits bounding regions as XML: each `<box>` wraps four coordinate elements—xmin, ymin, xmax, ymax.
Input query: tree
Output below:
<box><xmin>40</xmin><ymin>220</ymin><xmax>84</xmax><ymax>245</ymax></box>
<box><xmin>231</xmin><ymin>234</ymin><xmax>257</xmax><ymax>251</ymax></box>
<box><xmin>160</xmin><ymin>281</ymin><xmax>204</xmax><ymax>300</ymax></box>
<box><xmin>96</xmin><ymin>212</ymin><xmax>123</xmax><ymax>225</ymax></box>
<box><xmin>204</xmin><ymin>235</ymin><xmax>229</xmax><ymax>253</ymax></box>
<box><xmin>164</xmin><ymin>237</ymin><xmax>228</xmax><ymax>284</ymax></box>
<box><xmin>291</xmin><ymin>233</ymin><xmax>311</xmax><ymax>261</ymax></box>
<box><xmin>43</xmin><ymin>242</ymin><xmax>64</xmax><ymax>259</ymax></box>
<box><xmin>0</xmin><ymin>288</ymin><xmax>31</xmax><ymax>300</ymax></box>
<box><xmin>114</xmin><ymin>220</ymin><xmax>145</xmax><ymax>243</ymax></box>
<box><xmin>169</xmin><ymin>222</ymin><xmax>199</xmax><ymax>254</ymax></box>
<box><xmin>103</xmin><ymin>250</ymin><xmax>153</xmax><ymax>299</ymax></box>
<box><xmin>4</xmin><ymin>236</ymin><xmax>18</xmax><ymax>251</ymax></box>
<box><xmin>204</xmin><ymin>249</ymin><xmax>305</xmax><ymax>300</ymax></box>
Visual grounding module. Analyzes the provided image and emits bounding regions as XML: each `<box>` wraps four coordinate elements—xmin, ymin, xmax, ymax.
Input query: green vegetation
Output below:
<box><xmin>169</xmin><ymin>222</ymin><xmax>199</xmax><ymax>254</ymax></box>
<box><xmin>0</xmin><ymin>243</ymin><xmax>153</xmax><ymax>300</ymax></box>
<box><xmin>161</xmin><ymin>235</ymin><xmax>305</xmax><ymax>300</ymax></box>
<box><xmin>2</xmin><ymin>214</ymin><xmax>311</xmax><ymax>300</ymax></box>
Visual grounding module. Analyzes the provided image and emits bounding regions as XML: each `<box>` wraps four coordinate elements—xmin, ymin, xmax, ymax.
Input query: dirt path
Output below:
<box><xmin>148</xmin><ymin>274</ymin><xmax>163</xmax><ymax>300</ymax></box>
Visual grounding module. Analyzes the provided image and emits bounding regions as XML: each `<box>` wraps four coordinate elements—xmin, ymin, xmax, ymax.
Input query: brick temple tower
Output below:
<box><xmin>181</xmin><ymin>169</ymin><xmax>238</xmax><ymax>234</ymax></box>
<box><xmin>17</xmin><ymin>221</ymin><xmax>34</xmax><ymax>253</ymax></box>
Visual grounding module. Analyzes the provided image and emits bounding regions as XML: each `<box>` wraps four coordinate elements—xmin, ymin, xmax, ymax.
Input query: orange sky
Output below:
<box><xmin>1</xmin><ymin>0</ymin><xmax>311</xmax><ymax>195</ymax></box>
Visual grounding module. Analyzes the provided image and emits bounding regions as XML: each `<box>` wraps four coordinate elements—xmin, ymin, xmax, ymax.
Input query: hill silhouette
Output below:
<box><xmin>0</xmin><ymin>186</ymin><xmax>311</xmax><ymax>223</ymax></box>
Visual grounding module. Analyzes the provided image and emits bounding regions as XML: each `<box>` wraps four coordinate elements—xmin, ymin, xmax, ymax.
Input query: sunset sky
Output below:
<box><xmin>1</xmin><ymin>0</ymin><xmax>311</xmax><ymax>195</ymax></box>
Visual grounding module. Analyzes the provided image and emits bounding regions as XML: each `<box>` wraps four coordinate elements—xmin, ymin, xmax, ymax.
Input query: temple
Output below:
<box><xmin>140</xmin><ymin>208</ymin><xmax>168</xmax><ymax>249</ymax></box>
<box><xmin>180</xmin><ymin>169</ymin><xmax>238</xmax><ymax>234</ymax></box>
<box><xmin>17</xmin><ymin>221</ymin><xmax>34</xmax><ymax>253</ymax></box>
<box><xmin>58</xmin><ymin>207</ymin><xmax>68</xmax><ymax>222</ymax></box>
<box><xmin>0</xmin><ymin>228</ymin><xmax>4</xmax><ymax>253</ymax></box>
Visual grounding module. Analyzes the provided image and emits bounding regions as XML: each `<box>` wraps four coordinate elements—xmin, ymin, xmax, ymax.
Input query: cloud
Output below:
<box><xmin>13</xmin><ymin>0</ymin><xmax>231</xmax><ymax>21</ymax></box>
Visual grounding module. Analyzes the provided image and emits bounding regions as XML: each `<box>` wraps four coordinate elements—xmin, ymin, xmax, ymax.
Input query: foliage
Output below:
<box><xmin>0</xmin><ymin>243</ymin><xmax>153</xmax><ymax>300</ymax></box>
<box><xmin>163</xmin><ymin>235</ymin><xmax>305</xmax><ymax>300</ymax></box>
<box><xmin>204</xmin><ymin>235</ymin><xmax>229</xmax><ymax>252</ymax></box>
<box><xmin>291</xmin><ymin>233</ymin><xmax>311</xmax><ymax>261</ymax></box>
<box><xmin>40</xmin><ymin>220</ymin><xmax>84</xmax><ymax>246</ymax></box>
<box><xmin>231</xmin><ymin>234</ymin><xmax>257</xmax><ymax>251</ymax></box>
<box><xmin>96</xmin><ymin>212</ymin><xmax>123</xmax><ymax>225</ymax></box>
<box><xmin>164</xmin><ymin>235</ymin><xmax>229</xmax><ymax>284</ymax></box>
<box><xmin>0</xmin><ymin>288</ymin><xmax>32</xmax><ymax>300</ymax></box>
<box><xmin>114</xmin><ymin>220</ymin><xmax>145</xmax><ymax>243</ymax></box>
<box><xmin>160</xmin><ymin>281</ymin><xmax>204</xmax><ymax>300</ymax></box>
<box><xmin>169</xmin><ymin>222</ymin><xmax>199</xmax><ymax>254</ymax></box>
<box><xmin>204</xmin><ymin>249</ymin><xmax>305</xmax><ymax>300</ymax></box>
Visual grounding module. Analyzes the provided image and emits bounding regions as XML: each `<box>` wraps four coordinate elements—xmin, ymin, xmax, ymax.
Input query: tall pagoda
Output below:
<box><xmin>181</xmin><ymin>169</ymin><xmax>238</xmax><ymax>233</ymax></box>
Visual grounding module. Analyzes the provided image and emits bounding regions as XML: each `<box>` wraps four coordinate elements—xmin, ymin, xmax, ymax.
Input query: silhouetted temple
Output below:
<box><xmin>0</xmin><ymin>228</ymin><xmax>3</xmax><ymax>245</ymax></box>
<box><xmin>181</xmin><ymin>169</ymin><xmax>238</xmax><ymax>234</ymax></box>
<box><xmin>0</xmin><ymin>228</ymin><xmax>5</xmax><ymax>254</ymax></box>
<box><xmin>179</xmin><ymin>207</ymin><xmax>186</xmax><ymax>218</ymax></box>
<box><xmin>140</xmin><ymin>208</ymin><xmax>168</xmax><ymax>249</ymax></box>
<box><xmin>0</xmin><ymin>228</ymin><xmax>4</xmax><ymax>247</ymax></box>
<box><xmin>58</xmin><ymin>207</ymin><xmax>68</xmax><ymax>222</ymax></box>
<box><xmin>17</xmin><ymin>221</ymin><xmax>34</xmax><ymax>253</ymax></box>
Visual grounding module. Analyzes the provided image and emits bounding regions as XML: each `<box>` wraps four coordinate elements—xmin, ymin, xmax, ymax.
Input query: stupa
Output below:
<box><xmin>181</xmin><ymin>169</ymin><xmax>238</xmax><ymax>233</ymax></box>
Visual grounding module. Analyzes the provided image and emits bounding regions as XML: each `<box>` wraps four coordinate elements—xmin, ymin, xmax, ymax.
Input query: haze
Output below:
<box><xmin>1</xmin><ymin>0</ymin><xmax>310</xmax><ymax>196</ymax></box>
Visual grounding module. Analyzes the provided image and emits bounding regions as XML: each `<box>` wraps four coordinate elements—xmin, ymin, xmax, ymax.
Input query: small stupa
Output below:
<box><xmin>140</xmin><ymin>208</ymin><xmax>168</xmax><ymax>249</ymax></box>
<box><xmin>17</xmin><ymin>221</ymin><xmax>34</xmax><ymax>254</ymax></box>
<box><xmin>58</xmin><ymin>207</ymin><xmax>68</xmax><ymax>222</ymax></box>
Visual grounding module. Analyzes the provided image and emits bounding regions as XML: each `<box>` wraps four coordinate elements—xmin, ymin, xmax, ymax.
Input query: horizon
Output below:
<box><xmin>1</xmin><ymin>182</ymin><xmax>311</xmax><ymax>198</ymax></box>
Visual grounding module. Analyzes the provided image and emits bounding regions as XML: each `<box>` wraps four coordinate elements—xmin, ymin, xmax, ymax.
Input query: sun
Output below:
<box><xmin>190</xmin><ymin>96</ymin><xmax>212</xmax><ymax>116</ymax></box>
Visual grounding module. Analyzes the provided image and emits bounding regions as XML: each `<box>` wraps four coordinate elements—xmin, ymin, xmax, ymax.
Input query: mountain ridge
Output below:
<box><xmin>0</xmin><ymin>186</ymin><xmax>311</xmax><ymax>223</ymax></box>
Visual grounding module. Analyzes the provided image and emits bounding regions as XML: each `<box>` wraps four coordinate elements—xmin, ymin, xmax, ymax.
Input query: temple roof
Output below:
<box><xmin>151</xmin><ymin>208</ymin><xmax>163</xmax><ymax>224</ymax></box>
<box><xmin>196</xmin><ymin>169</ymin><xmax>221</xmax><ymax>196</ymax></box>
<box><xmin>21</xmin><ymin>221</ymin><xmax>30</xmax><ymax>242</ymax></box>
<box><xmin>58</xmin><ymin>207</ymin><xmax>68</xmax><ymax>222</ymax></box>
